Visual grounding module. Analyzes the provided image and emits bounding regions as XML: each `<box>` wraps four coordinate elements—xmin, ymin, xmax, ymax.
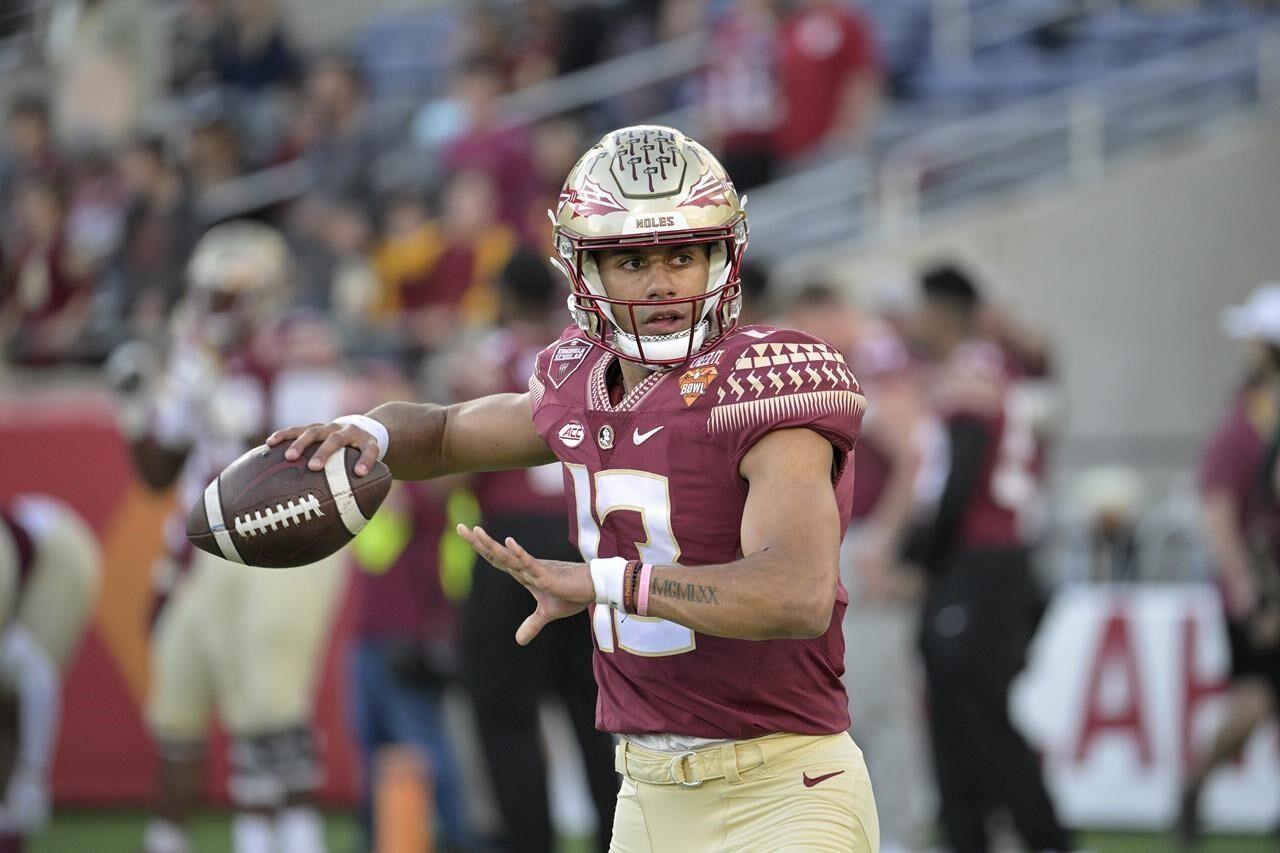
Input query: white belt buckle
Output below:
<box><xmin>668</xmin><ymin>751</ymin><xmax>703</xmax><ymax>787</ymax></box>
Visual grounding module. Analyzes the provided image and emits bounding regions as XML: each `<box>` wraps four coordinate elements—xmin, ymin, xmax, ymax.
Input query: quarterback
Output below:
<box><xmin>272</xmin><ymin>126</ymin><xmax>880</xmax><ymax>850</ymax></box>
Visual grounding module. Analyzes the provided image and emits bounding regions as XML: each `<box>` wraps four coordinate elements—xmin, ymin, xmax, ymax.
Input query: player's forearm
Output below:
<box><xmin>368</xmin><ymin>401</ymin><xmax>450</xmax><ymax>480</ymax></box>
<box><xmin>370</xmin><ymin>393</ymin><xmax>553</xmax><ymax>480</ymax></box>
<box><xmin>643</xmin><ymin>550</ymin><xmax>837</xmax><ymax>641</ymax></box>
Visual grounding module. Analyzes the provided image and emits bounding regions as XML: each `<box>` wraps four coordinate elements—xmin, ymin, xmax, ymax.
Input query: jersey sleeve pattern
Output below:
<box><xmin>708</xmin><ymin>332</ymin><xmax>867</xmax><ymax>476</ymax></box>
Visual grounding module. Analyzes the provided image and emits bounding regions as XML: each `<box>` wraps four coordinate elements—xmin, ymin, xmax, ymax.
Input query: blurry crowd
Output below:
<box><xmin>0</xmin><ymin>0</ymin><xmax>881</xmax><ymax>373</ymax></box>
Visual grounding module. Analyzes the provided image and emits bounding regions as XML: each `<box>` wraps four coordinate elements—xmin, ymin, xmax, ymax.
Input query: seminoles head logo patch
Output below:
<box><xmin>679</xmin><ymin>366</ymin><xmax>718</xmax><ymax>406</ymax></box>
<box><xmin>549</xmin><ymin>339</ymin><xmax>591</xmax><ymax>388</ymax></box>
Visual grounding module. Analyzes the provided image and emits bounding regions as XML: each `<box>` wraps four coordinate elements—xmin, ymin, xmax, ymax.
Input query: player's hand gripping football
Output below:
<box><xmin>266</xmin><ymin>422</ymin><xmax>381</xmax><ymax>477</ymax></box>
<box><xmin>456</xmin><ymin>525</ymin><xmax>594</xmax><ymax>646</ymax></box>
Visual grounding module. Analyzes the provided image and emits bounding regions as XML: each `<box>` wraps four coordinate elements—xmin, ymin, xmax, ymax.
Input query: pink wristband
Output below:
<box><xmin>636</xmin><ymin>563</ymin><xmax>654</xmax><ymax>616</ymax></box>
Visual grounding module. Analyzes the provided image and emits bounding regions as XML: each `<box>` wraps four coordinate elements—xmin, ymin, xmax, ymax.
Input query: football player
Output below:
<box><xmin>1178</xmin><ymin>282</ymin><xmax>1280</xmax><ymax>848</ymax></box>
<box><xmin>110</xmin><ymin>222</ymin><xmax>345</xmax><ymax>853</ymax></box>
<box><xmin>786</xmin><ymin>285</ymin><xmax>934</xmax><ymax>853</ymax></box>
<box><xmin>0</xmin><ymin>495</ymin><xmax>100</xmax><ymax>853</ymax></box>
<box><xmin>272</xmin><ymin>126</ymin><xmax>880</xmax><ymax>850</ymax></box>
<box><xmin>453</xmin><ymin>251</ymin><xmax>619</xmax><ymax>853</ymax></box>
<box><xmin>903</xmin><ymin>269</ymin><xmax>1071</xmax><ymax>853</ymax></box>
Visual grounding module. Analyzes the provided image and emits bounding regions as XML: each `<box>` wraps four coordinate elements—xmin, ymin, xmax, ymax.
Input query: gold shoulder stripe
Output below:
<box><xmin>708</xmin><ymin>389</ymin><xmax>867</xmax><ymax>434</ymax></box>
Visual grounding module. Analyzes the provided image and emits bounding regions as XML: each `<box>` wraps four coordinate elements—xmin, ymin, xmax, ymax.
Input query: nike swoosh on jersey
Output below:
<box><xmin>802</xmin><ymin>770</ymin><xmax>846</xmax><ymax>788</ymax></box>
<box><xmin>632</xmin><ymin>426</ymin><xmax>664</xmax><ymax>445</ymax></box>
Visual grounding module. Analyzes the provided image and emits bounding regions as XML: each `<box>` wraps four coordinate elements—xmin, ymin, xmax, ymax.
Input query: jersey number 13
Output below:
<box><xmin>565</xmin><ymin>464</ymin><xmax>696</xmax><ymax>657</ymax></box>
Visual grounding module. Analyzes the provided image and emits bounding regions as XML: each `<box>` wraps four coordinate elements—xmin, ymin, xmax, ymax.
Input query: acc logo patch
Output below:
<box><xmin>558</xmin><ymin>422</ymin><xmax>585</xmax><ymax>448</ymax></box>
<box><xmin>679</xmin><ymin>366</ymin><xmax>718</xmax><ymax>406</ymax></box>
<box><xmin>549</xmin><ymin>340</ymin><xmax>591</xmax><ymax>388</ymax></box>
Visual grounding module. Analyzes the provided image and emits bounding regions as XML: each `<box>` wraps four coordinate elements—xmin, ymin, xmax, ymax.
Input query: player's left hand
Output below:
<box><xmin>457</xmin><ymin>525</ymin><xmax>593</xmax><ymax>646</ymax></box>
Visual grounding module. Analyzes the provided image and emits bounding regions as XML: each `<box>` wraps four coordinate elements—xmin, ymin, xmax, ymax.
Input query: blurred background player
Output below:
<box><xmin>784</xmin><ymin>283</ymin><xmax>933</xmax><ymax>853</ymax></box>
<box><xmin>345</xmin><ymin>363</ymin><xmax>474</xmax><ymax>853</ymax></box>
<box><xmin>0</xmin><ymin>495</ymin><xmax>100</xmax><ymax>852</ymax></box>
<box><xmin>904</xmin><ymin>265</ymin><xmax>1071</xmax><ymax>853</ymax></box>
<box><xmin>1178</xmin><ymin>282</ymin><xmax>1280</xmax><ymax>848</ymax></box>
<box><xmin>107</xmin><ymin>221</ymin><xmax>345</xmax><ymax>853</ymax></box>
<box><xmin>454</xmin><ymin>251</ymin><xmax>618</xmax><ymax>853</ymax></box>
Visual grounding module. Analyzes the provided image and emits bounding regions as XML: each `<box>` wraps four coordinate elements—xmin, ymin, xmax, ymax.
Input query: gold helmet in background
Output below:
<box><xmin>183</xmin><ymin>220</ymin><xmax>291</xmax><ymax>351</ymax></box>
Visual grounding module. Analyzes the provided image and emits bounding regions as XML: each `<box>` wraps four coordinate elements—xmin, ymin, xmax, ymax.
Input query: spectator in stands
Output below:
<box><xmin>457</xmin><ymin>252</ymin><xmax>618</xmax><ymax>853</ymax></box>
<box><xmin>441</xmin><ymin>58</ymin><xmax>536</xmax><ymax>235</ymax></box>
<box><xmin>0</xmin><ymin>96</ymin><xmax>61</xmax><ymax>254</ymax></box>
<box><xmin>0</xmin><ymin>174</ymin><xmax>94</xmax><ymax>366</ymax></box>
<box><xmin>522</xmin><ymin>116</ymin><xmax>585</xmax><ymax>251</ymax></box>
<box><xmin>1178</xmin><ymin>282</ymin><xmax>1280</xmax><ymax>848</ymax></box>
<box><xmin>112</xmin><ymin>135</ymin><xmax>199</xmax><ymax>340</ymax></box>
<box><xmin>208</xmin><ymin>0</ymin><xmax>303</xmax><ymax>161</ymax></box>
<box><xmin>64</xmin><ymin>148</ymin><xmax>127</xmax><ymax>294</ymax></box>
<box><xmin>288</xmin><ymin>194</ymin><xmax>381</xmax><ymax>349</ymax></box>
<box><xmin>209</xmin><ymin>0</ymin><xmax>302</xmax><ymax>94</ymax></box>
<box><xmin>167</xmin><ymin>0</ymin><xmax>219</xmax><ymax>93</ymax></box>
<box><xmin>188</xmin><ymin>116</ymin><xmax>248</xmax><ymax>197</ymax></box>
<box><xmin>45</xmin><ymin>0</ymin><xmax>166</xmax><ymax>149</ymax></box>
<box><xmin>347</xmin><ymin>451</ymin><xmax>474</xmax><ymax>852</ymax></box>
<box><xmin>369</xmin><ymin>191</ymin><xmax>434</xmax><ymax>319</ymax></box>
<box><xmin>904</xmin><ymin>268</ymin><xmax>1072</xmax><ymax>853</ymax></box>
<box><xmin>775</xmin><ymin>0</ymin><xmax>881</xmax><ymax>168</ymax></box>
<box><xmin>701</xmin><ymin>0</ymin><xmax>783</xmax><ymax>190</ymax></box>
<box><xmin>507</xmin><ymin>0</ymin><xmax>562</xmax><ymax>89</ymax></box>
<box><xmin>372</xmin><ymin>171</ymin><xmax>516</xmax><ymax>356</ymax></box>
<box><xmin>556</xmin><ymin>2</ymin><xmax>608</xmax><ymax>74</ymax></box>
<box><xmin>303</xmin><ymin>55</ymin><xmax>377</xmax><ymax>211</ymax></box>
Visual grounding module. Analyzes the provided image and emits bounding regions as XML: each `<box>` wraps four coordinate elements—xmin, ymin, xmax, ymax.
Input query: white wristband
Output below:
<box><xmin>333</xmin><ymin>414</ymin><xmax>389</xmax><ymax>462</ymax></box>
<box><xmin>590</xmin><ymin>557</ymin><xmax>628</xmax><ymax>609</ymax></box>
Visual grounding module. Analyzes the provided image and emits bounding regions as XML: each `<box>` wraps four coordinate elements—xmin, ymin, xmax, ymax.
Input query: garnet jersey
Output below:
<box><xmin>530</xmin><ymin>324</ymin><xmax>866</xmax><ymax>739</ymax></box>
<box><xmin>1200</xmin><ymin>387</ymin><xmax>1280</xmax><ymax>561</ymax></box>
<box><xmin>933</xmin><ymin>340</ymin><xmax>1037</xmax><ymax>550</ymax></box>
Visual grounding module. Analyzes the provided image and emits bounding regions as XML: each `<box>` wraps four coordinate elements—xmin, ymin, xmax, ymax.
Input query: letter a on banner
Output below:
<box><xmin>1074</xmin><ymin>606</ymin><xmax>1154</xmax><ymax>768</ymax></box>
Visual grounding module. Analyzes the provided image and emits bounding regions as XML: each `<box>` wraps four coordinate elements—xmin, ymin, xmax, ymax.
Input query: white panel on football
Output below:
<box><xmin>323</xmin><ymin>451</ymin><xmax>368</xmax><ymax>535</ymax></box>
<box><xmin>204</xmin><ymin>478</ymin><xmax>245</xmax><ymax>564</ymax></box>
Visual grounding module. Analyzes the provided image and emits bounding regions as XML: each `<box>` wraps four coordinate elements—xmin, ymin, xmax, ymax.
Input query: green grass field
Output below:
<box><xmin>25</xmin><ymin>812</ymin><xmax>1278</xmax><ymax>853</ymax></box>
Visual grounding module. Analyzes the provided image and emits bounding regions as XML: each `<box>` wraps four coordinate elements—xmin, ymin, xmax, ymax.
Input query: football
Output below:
<box><xmin>187</xmin><ymin>442</ymin><xmax>392</xmax><ymax>568</ymax></box>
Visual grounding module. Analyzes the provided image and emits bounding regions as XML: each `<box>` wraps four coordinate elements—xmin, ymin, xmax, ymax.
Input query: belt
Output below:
<box><xmin>615</xmin><ymin>737</ymin><xmax>767</xmax><ymax>787</ymax></box>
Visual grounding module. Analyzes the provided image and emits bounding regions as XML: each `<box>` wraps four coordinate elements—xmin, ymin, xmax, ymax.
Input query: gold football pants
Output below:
<box><xmin>0</xmin><ymin>497</ymin><xmax>101</xmax><ymax>670</ymax></box>
<box><xmin>611</xmin><ymin>732</ymin><xmax>879</xmax><ymax>852</ymax></box>
<box><xmin>147</xmin><ymin>551</ymin><xmax>343</xmax><ymax>741</ymax></box>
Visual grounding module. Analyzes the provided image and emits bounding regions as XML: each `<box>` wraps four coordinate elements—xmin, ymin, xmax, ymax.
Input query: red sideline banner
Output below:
<box><xmin>1013</xmin><ymin>584</ymin><xmax>1280</xmax><ymax>831</ymax></box>
<box><xmin>0</xmin><ymin>387</ymin><xmax>359</xmax><ymax>807</ymax></box>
